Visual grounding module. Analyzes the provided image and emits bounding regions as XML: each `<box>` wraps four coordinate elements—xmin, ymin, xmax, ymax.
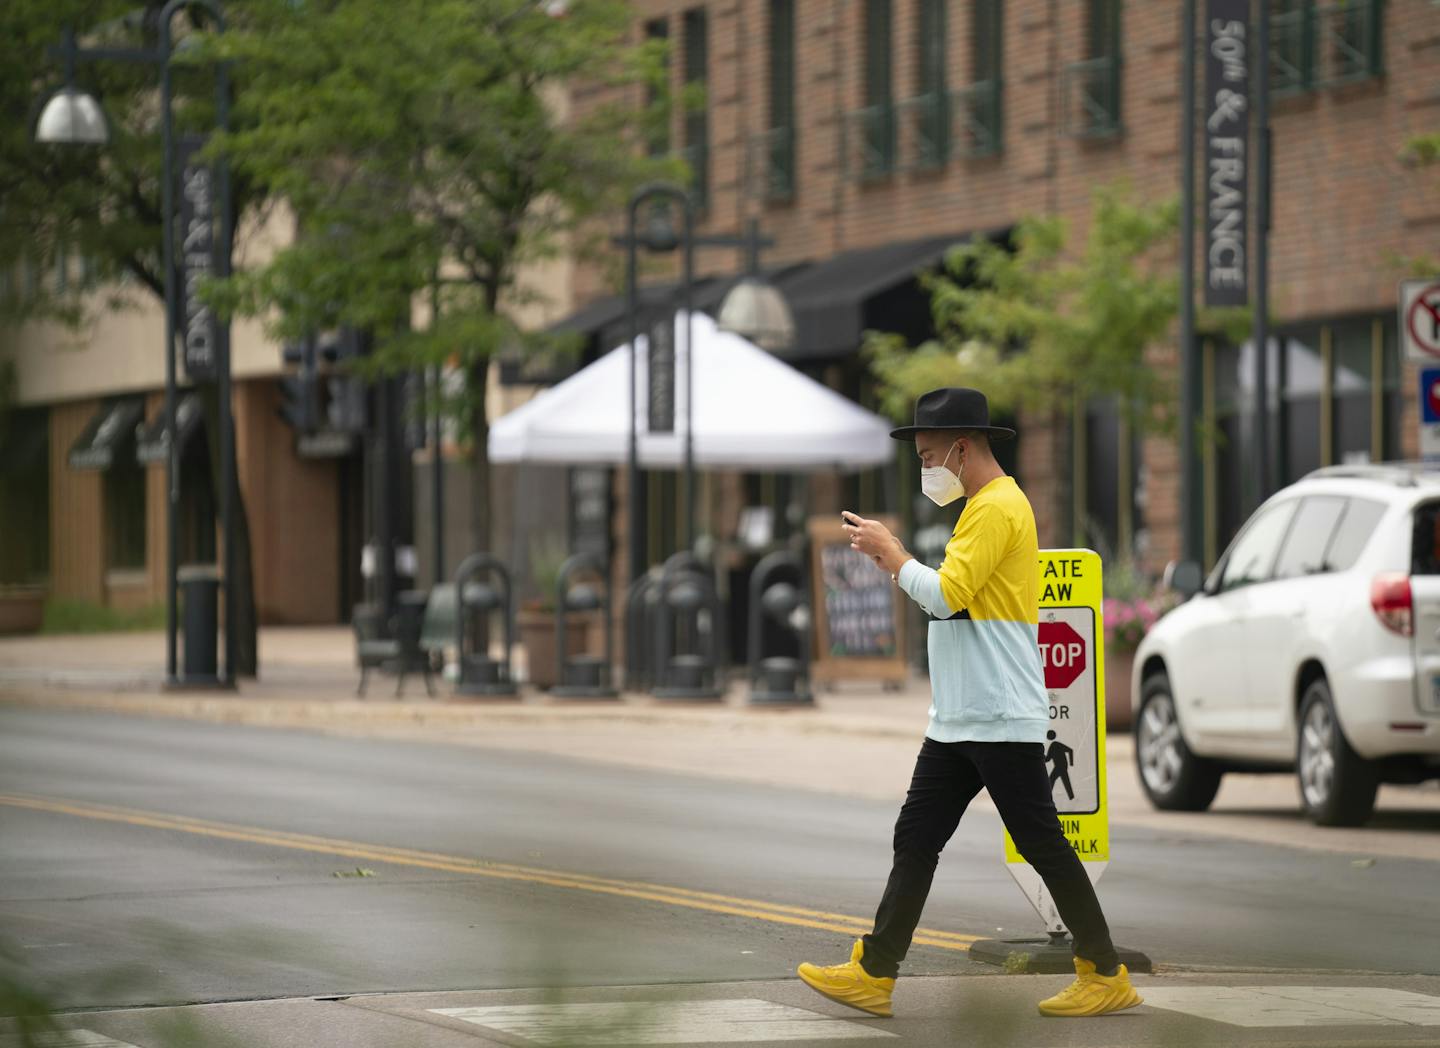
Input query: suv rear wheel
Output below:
<box><xmin>1297</xmin><ymin>678</ymin><xmax>1378</xmax><ymax>827</ymax></box>
<box><xmin>1135</xmin><ymin>674</ymin><xmax>1222</xmax><ymax>811</ymax></box>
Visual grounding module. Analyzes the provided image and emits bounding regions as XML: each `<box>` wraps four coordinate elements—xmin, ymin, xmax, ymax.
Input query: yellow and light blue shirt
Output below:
<box><xmin>896</xmin><ymin>475</ymin><xmax>1049</xmax><ymax>744</ymax></box>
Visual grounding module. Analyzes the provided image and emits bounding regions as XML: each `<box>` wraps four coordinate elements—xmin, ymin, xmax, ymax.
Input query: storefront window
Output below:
<box><xmin>1209</xmin><ymin>314</ymin><xmax>1398</xmax><ymax>556</ymax></box>
<box><xmin>0</xmin><ymin>408</ymin><xmax>51</xmax><ymax>585</ymax></box>
<box><xmin>1082</xmin><ymin>398</ymin><xmax>1144</xmax><ymax>563</ymax></box>
<box><xmin>105</xmin><ymin>457</ymin><xmax>147</xmax><ymax>570</ymax></box>
<box><xmin>1279</xmin><ymin>326</ymin><xmax>1322</xmax><ymax>485</ymax></box>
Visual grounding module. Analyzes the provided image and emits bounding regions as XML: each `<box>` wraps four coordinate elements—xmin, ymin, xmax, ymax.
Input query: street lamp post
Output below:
<box><xmin>625</xmin><ymin>183</ymin><xmax>695</xmax><ymax>586</ymax></box>
<box><xmin>35</xmin><ymin>2</ymin><xmax>237</xmax><ymax>687</ymax></box>
<box><xmin>616</xmin><ymin>200</ymin><xmax>793</xmax><ymax>585</ymax></box>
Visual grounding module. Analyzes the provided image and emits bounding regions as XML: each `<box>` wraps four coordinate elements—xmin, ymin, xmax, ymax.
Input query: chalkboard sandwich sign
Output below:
<box><xmin>807</xmin><ymin>514</ymin><xmax>907</xmax><ymax>688</ymax></box>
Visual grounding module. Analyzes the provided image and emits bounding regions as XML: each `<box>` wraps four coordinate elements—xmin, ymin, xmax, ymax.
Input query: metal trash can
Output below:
<box><xmin>177</xmin><ymin>564</ymin><xmax>221</xmax><ymax>683</ymax></box>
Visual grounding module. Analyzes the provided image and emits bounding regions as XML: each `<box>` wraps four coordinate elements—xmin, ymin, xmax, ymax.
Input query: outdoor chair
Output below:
<box><xmin>392</xmin><ymin>590</ymin><xmax>437</xmax><ymax>698</ymax></box>
<box><xmin>354</xmin><ymin>589</ymin><xmax>455</xmax><ymax>697</ymax></box>
<box><xmin>353</xmin><ymin>603</ymin><xmax>400</xmax><ymax>697</ymax></box>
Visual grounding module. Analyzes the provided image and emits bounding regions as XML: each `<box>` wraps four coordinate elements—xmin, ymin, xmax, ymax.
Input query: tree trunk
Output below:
<box><xmin>199</xmin><ymin>384</ymin><xmax>259</xmax><ymax>678</ymax></box>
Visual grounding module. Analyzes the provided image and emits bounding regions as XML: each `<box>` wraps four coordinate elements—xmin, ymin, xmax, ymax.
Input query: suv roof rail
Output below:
<box><xmin>1304</xmin><ymin>461</ymin><xmax>1440</xmax><ymax>487</ymax></box>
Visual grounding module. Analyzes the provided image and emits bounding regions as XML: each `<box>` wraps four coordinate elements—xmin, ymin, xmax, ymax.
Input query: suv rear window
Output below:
<box><xmin>1414</xmin><ymin>502</ymin><xmax>1440</xmax><ymax>575</ymax></box>
<box><xmin>1324</xmin><ymin>498</ymin><xmax>1385</xmax><ymax>572</ymax></box>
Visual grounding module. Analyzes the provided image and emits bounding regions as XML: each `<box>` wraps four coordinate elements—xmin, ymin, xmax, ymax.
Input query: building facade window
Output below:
<box><xmin>1271</xmin><ymin>0</ymin><xmax>1384</xmax><ymax>96</ymax></box>
<box><xmin>105</xmin><ymin>453</ymin><xmax>147</xmax><ymax>571</ymax></box>
<box><xmin>682</xmin><ymin>8</ymin><xmax>708</xmax><ymax>209</ymax></box>
<box><xmin>0</xmin><ymin>408</ymin><xmax>51</xmax><ymax>586</ymax></box>
<box><xmin>906</xmin><ymin>0</ymin><xmax>947</xmax><ymax>169</ymax></box>
<box><xmin>1204</xmin><ymin>314</ymin><xmax>1400</xmax><ymax>561</ymax></box>
<box><xmin>1077</xmin><ymin>397</ymin><xmax>1145</xmax><ymax>563</ymax></box>
<box><xmin>761</xmin><ymin>0</ymin><xmax>797</xmax><ymax>200</ymax></box>
<box><xmin>1063</xmin><ymin>0</ymin><xmax>1121</xmax><ymax>138</ymax></box>
<box><xmin>848</xmin><ymin>0</ymin><xmax>895</xmax><ymax>179</ymax></box>
<box><xmin>645</xmin><ymin>17</ymin><xmax>670</xmax><ymax>158</ymax></box>
<box><xmin>962</xmin><ymin>0</ymin><xmax>1003</xmax><ymax>157</ymax></box>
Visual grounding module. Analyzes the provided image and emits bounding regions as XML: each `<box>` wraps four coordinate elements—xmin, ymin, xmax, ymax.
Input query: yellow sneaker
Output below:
<box><xmin>796</xmin><ymin>940</ymin><xmax>895</xmax><ymax>1018</ymax></box>
<box><xmin>1037</xmin><ymin>958</ymin><xmax>1143</xmax><ymax>1017</ymax></box>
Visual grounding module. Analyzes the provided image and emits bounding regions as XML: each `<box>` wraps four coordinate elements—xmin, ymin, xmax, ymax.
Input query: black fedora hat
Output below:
<box><xmin>889</xmin><ymin>387</ymin><xmax>1016</xmax><ymax>441</ymax></box>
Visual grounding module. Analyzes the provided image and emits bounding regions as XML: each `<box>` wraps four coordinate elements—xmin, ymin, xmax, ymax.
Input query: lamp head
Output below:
<box><xmin>717</xmin><ymin>277</ymin><xmax>796</xmax><ymax>353</ymax></box>
<box><xmin>34</xmin><ymin>86</ymin><xmax>109</xmax><ymax>145</ymax></box>
<box><xmin>641</xmin><ymin>204</ymin><xmax>680</xmax><ymax>253</ymax></box>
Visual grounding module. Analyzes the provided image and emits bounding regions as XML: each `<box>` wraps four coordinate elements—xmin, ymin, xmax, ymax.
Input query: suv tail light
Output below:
<box><xmin>1370</xmin><ymin>574</ymin><xmax>1413</xmax><ymax>637</ymax></box>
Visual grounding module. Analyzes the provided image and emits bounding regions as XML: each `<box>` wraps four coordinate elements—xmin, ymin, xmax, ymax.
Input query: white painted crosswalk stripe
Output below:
<box><xmin>431</xmin><ymin>998</ymin><xmax>895</xmax><ymax>1045</ymax></box>
<box><xmin>1141</xmin><ymin>986</ymin><xmax>1440</xmax><ymax>1028</ymax></box>
<box><xmin>0</xmin><ymin>1031</ymin><xmax>144</xmax><ymax>1048</ymax></box>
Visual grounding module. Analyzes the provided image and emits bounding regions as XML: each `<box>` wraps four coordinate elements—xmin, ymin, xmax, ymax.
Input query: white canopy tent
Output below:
<box><xmin>488</xmin><ymin>311</ymin><xmax>894</xmax><ymax>471</ymax></box>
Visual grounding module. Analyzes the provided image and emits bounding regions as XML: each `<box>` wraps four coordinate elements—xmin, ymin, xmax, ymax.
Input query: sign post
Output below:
<box><xmin>969</xmin><ymin>550</ymin><xmax>1151</xmax><ymax>974</ymax></box>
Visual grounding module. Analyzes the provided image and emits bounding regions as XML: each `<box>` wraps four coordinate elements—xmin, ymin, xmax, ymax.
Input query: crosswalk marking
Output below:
<box><xmin>430</xmin><ymin>998</ymin><xmax>895</xmax><ymax>1045</ymax></box>
<box><xmin>1141</xmin><ymin>986</ymin><xmax>1440</xmax><ymax>1028</ymax></box>
<box><xmin>0</xmin><ymin>1031</ymin><xmax>143</xmax><ymax>1048</ymax></box>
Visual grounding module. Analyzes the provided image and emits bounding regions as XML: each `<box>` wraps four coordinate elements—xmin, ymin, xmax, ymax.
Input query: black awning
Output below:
<box><xmin>505</xmin><ymin>277</ymin><xmax>726</xmax><ymax>386</ymax></box>
<box><xmin>548</xmin><ymin>276</ymin><xmax>725</xmax><ymax>337</ymax></box>
<box><xmin>136</xmin><ymin>392</ymin><xmax>204</xmax><ymax>466</ymax></box>
<box><xmin>776</xmin><ymin>233</ymin><xmax>972</xmax><ymax>361</ymax></box>
<box><xmin>67</xmin><ymin>399</ymin><xmax>145</xmax><ymax>471</ymax></box>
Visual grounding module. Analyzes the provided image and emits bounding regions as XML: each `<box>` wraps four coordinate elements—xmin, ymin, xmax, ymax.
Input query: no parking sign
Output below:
<box><xmin>1003</xmin><ymin>549</ymin><xmax>1109</xmax><ymax>933</ymax></box>
<box><xmin>1420</xmin><ymin>368</ymin><xmax>1440</xmax><ymax>461</ymax></box>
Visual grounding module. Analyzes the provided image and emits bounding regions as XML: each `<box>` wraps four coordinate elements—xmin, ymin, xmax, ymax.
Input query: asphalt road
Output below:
<box><xmin>1</xmin><ymin>706</ymin><xmax>1436</xmax><ymax>1021</ymax></box>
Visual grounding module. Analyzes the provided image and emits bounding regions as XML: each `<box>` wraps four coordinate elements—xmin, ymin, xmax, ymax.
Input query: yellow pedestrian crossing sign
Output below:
<box><xmin>1004</xmin><ymin>549</ymin><xmax>1110</xmax><ymax>931</ymax></box>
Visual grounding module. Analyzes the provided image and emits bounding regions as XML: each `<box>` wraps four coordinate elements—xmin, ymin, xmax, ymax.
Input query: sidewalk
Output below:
<box><xmin>2</xmin><ymin>627</ymin><xmax>1437</xmax><ymax>862</ymax></box>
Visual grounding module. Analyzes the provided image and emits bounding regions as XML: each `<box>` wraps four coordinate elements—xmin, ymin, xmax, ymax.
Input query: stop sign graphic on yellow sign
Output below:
<box><xmin>1038</xmin><ymin>620</ymin><xmax>1087</xmax><ymax>690</ymax></box>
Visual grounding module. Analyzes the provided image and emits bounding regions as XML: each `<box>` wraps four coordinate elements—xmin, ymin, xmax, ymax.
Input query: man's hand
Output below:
<box><xmin>841</xmin><ymin>511</ymin><xmax>911</xmax><ymax>577</ymax></box>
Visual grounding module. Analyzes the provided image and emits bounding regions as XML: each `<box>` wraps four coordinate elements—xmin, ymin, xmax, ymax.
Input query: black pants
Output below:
<box><xmin>860</xmin><ymin>737</ymin><xmax>1119</xmax><ymax>979</ymax></box>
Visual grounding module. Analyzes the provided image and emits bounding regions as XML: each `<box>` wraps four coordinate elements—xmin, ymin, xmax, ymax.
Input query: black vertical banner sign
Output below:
<box><xmin>647</xmin><ymin>309</ymin><xmax>675</xmax><ymax>433</ymax></box>
<box><xmin>176</xmin><ymin>134</ymin><xmax>219</xmax><ymax>381</ymax></box>
<box><xmin>1204</xmin><ymin>0</ymin><xmax>1249</xmax><ymax>307</ymax></box>
<box><xmin>1203</xmin><ymin>2</ymin><xmax>1249</xmax><ymax>306</ymax></box>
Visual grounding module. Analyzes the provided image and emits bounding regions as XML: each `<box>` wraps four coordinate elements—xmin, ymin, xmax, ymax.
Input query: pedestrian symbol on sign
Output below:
<box><xmin>1046</xmin><ymin>730</ymin><xmax>1075</xmax><ymax>802</ymax></box>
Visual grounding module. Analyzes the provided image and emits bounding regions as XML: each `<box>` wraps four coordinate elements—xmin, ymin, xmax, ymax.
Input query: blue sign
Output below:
<box><xmin>1422</xmin><ymin>369</ymin><xmax>1440</xmax><ymax>425</ymax></box>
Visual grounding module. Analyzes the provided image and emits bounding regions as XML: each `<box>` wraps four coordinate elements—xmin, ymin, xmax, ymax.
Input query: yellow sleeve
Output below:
<box><xmin>937</xmin><ymin>501</ymin><xmax>1010</xmax><ymax>616</ymax></box>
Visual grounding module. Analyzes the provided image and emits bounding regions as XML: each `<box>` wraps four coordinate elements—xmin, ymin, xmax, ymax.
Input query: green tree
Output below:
<box><xmin>866</xmin><ymin>185</ymin><xmax>1182</xmax><ymax>430</ymax></box>
<box><xmin>206</xmin><ymin>0</ymin><xmax>676</xmax><ymax>555</ymax></box>
<box><xmin>1403</xmin><ymin>132</ymin><xmax>1440</xmax><ymax>167</ymax></box>
<box><xmin>1</xmin><ymin>1</ymin><xmax>263</xmax><ymax>674</ymax></box>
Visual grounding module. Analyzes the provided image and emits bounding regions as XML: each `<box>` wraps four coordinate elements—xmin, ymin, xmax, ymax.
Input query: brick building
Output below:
<box><xmin>548</xmin><ymin>0</ymin><xmax>1439</xmax><ymax>578</ymax></box>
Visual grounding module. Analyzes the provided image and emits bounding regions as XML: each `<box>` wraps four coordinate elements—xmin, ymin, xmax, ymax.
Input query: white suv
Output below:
<box><xmin>1132</xmin><ymin>463</ymin><xmax>1440</xmax><ymax>826</ymax></box>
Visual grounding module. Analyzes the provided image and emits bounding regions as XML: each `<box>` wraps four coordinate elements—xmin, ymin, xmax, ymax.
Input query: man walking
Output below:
<box><xmin>797</xmin><ymin>387</ymin><xmax>1142</xmax><ymax>1019</ymax></box>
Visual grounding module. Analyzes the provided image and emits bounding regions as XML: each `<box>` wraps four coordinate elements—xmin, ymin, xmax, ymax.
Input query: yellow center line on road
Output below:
<box><xmin>0</xmin><ymin>792</ymin><xmax>977</xmax><ymax>951</ymax></box>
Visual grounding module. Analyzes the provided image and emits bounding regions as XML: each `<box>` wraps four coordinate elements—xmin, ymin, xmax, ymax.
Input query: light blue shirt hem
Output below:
<box><xmin>925</xmin><ymin>717</ymin><xmax>1049</xmax><ymax>745</ymax></box>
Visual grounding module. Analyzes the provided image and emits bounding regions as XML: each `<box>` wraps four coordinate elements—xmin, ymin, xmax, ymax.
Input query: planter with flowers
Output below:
<box><xmin>1101</xmin><ymin>562</ymin><xmax>1174</xmax><ymax>732</ymax></box>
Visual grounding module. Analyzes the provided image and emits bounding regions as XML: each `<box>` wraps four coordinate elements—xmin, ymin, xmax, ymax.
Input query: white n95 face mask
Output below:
<box><xmin>920</xmin><ymin>443</ymin><xmax>965</xmax><ymax>506</ymax></box>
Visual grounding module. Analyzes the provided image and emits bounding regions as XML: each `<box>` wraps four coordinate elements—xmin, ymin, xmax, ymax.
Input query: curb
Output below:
<box><xmin>0</xmin><ymin>685</ymin><xmax>926</xmax><ymax>743</ymax></box>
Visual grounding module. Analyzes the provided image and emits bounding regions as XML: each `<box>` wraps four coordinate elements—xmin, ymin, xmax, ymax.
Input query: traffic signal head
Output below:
<box><xmin>277</xmin><ymin>373</ymin><xmax>318</xmax><ymax>433</ymax></box>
